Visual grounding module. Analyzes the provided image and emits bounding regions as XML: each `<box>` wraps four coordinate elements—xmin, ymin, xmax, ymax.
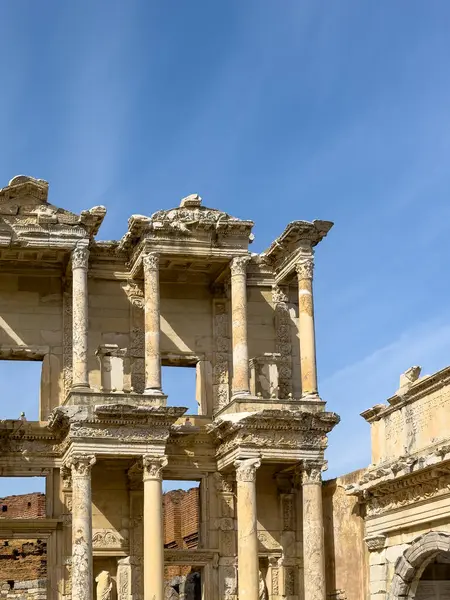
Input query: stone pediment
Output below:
<box><xmin>119</xmin><ymin>194</ymin><xmax>254</xmax><ymax>256</ymax></box>
<box><xmin>0</xmin><ymin>175</ymin><xmax>106</xmax><ymax>248</ymax></box>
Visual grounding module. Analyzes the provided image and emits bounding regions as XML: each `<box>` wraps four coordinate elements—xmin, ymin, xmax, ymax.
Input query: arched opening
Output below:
<box><xmin>415</xmin><ymin>552</ymin><xmax>450</xmax><ymax>599</ymax></box>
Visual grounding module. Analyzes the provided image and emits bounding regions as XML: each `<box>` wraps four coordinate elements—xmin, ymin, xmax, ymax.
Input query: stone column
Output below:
<box><xmin>68</xmin><ymin>453</ymin><xmax>96</xmax><ymax>600</ymax></box>
<box><xmin>234</xmin><ymin>458</ymin><xmax>261</xmax><ymax>600</ymax></box>
<box><xmin>230</xmin><ymin>256</ymin><xmax>251</xmax><ymax>396</ymax></box>
<box><xmin>143</xmin><ymin>455</ymin><xmax>167</xmax><ymax>600</ymax></box>
<box><xmin>143</xmin><ymin>253</ymin><xmax>163</xmax><ymax>394</ymax></box>
<box><xmin>302</xmin><ymin>462</ymin><xmax>325</xmax><ymax>600</ymax></box>
<box><xmin>72</xmin><ymin>242</ymin><xmax>90</xmax><ymax>389</ymax></box>
<box><xmin>296</xmin><ymin>255</ymin><xmax>318</xmax><ymax>397</ymax></box>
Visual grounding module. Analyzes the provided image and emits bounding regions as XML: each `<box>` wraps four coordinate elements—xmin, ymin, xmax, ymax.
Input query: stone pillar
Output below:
<box><xmin>143</xmin><ymin>455</ymin><xmax>167</xmax><ymax>600</ymax></box>
<box><xmin>234</xmin><ymin>458</ymin><xmax>261</xmax><ymax>600</ymax></box>
<box><xmin>302</xmin><ymin>462</ymin><xmax>325</xmax><ymax>600</ymax></box>
<box><xmin>143</xmin><ymin>253</ymin><xmax>162</xmax><ymax>394</ymax></box>
<box><xmin>230</xmin><ymin>256</ymin><xmax>251</xmax><ymax>396</ymax></box>
<box><xmin>296</xmin><ymin>255</ymin><xmax>318</xmax><ymax>397</ymax></box>
<box><xmin>71</xmin><ymin>242</ymin><xmax>90</xmax><ymax>389</ymax></box>
<box><xmin>68</xmin><ymin>453</ymin><xmax>96</xmax><ymax>600</ymax></box>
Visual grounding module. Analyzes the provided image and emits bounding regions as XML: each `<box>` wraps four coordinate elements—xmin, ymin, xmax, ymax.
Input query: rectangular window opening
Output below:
<box><xmin>0</xmin><ymin>361</ymin><xmax>42</xmax><ymax>421</ymax></box>
<box><xmin>162</xmin><ymin>364</ymin><xmax>199</xmax><ymax>415</ymax></box>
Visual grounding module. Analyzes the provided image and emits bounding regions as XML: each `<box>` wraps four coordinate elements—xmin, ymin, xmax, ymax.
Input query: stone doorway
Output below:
<box><xmin>415</xmin><ymin>553</ymin><xmax>450</xmax><ymax>599</ymax></box>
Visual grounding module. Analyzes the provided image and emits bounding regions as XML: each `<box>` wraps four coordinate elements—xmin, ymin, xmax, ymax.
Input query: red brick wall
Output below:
<box><xmin>163</xmin><ymin>487</ymin><xmax>199</xmax><ymax>550</ymax></box>
<box><xmin>0</xmin><ymin>494</ymin><xmax>45</xmax><ymax>519</ymax></box>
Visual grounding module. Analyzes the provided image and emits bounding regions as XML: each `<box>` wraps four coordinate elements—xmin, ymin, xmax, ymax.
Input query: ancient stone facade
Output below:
<box><xmin>0</xmin><ymin>176</ymin><xmax>339</xmax><ymax>600</ymax></box>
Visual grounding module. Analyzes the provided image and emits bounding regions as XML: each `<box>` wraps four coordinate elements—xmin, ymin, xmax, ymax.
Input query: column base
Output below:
<box><xmin>71</xmin><ymin>383</ymin><xmax>91</xmax><ymax>392</ymax></box>
<box><xmin>144</xmin><ymin>387</ymin><xmax>165</xmax><ymax>396</ymax></box>
<box><xmin>301</xmin><ymin>392</ymin><xmax>321</xmax><ymax>401</ymax></box>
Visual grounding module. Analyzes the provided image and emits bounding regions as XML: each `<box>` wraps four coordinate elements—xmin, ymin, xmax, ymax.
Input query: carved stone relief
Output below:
<box><xmin>62</xmin><ymin>291</ymin><xmax>73</xmax><ymax>396</ymax></box>
<box><xmin>213</xmin><ymin>300</ymin><xmax>231</xmax><ymax>411</ymax></box>
<box><xmin>272</xmin><ymin>285</ymin><xmax>292</xmax><ymax>399</ymax></box>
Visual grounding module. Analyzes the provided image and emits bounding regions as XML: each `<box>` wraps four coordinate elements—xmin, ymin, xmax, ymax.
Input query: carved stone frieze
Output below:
<box><xmin>366</xmin><ymin>473</ymin><xmax>450</xmax><ymax>516</ymax></box>
<box><xmin>92</xmin><ymin>529</ymin><xmax>128</xmax><ymax>549</ymax></box>
<box><xmin>69</xmin><ymin>422</ymin><xmax>169</xmax><ymax>443</ymax></box>
<box><xmin>210</xmin><ymin>409</ymin><xmax>337</xmax><ymax>460</ymax></box>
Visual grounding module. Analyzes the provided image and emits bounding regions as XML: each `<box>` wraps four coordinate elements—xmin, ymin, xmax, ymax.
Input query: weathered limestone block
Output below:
<box><xmin>249</xmin><ymin>353</ymin><xmax>281</xmax><ymax>398</ymax></box>
<box><xmin>96</xmin><ymin>344</ymin><xmax>130</xmax><ymax>392</ymax></box>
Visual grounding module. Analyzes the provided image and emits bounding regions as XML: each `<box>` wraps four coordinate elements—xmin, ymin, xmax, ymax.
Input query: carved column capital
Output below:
<box><xmin>301</xmin><ymin>460</ymin><xmax>324</xmax><ymax>485</ymax></box>
<box><xmin>142</xmin><ymin>455</ymin><xmax>168</xmax><ymax>481</ymax></box>
<box><xmin>72</xmin><ymin>243</ymin><xmax>90</xmax><ymax>270</ymax></box>
<box><xmin>295</xmin><ymin>256</ymin><xmax>314</xmax><ymax>280</ymax></box>
<box><xmin>234</xmin><ymin>457</ymin><xmax>261</xmax><ymax>482</ymax></box>
<box><xmin>272</xmin><ymin>284</ymin><xmax>289</xmax><ymax>304</ymax></box>
<box><xmin>143</xmin><ymin>252</ymin><xmax>159</xmax><ymax>272</ymax></box>
<box><xmin>122</xmin><ymin>280</ymin><xmax>144</xmax><ymax>308</ymax></box>
<box><xmin>230</xmin><ymin>256</ymin><xmax>250</xmax><ymax>277</ymax></box>
<box><xmin>67</xmin><ymin>453</ymin><xmax>96</xmax><ymax>477</ymax></box>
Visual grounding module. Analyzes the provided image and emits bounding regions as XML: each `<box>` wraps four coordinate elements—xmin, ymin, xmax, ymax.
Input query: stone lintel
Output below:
<box><xmin>64</xmin><ymin>390</ymin><xmax>169</xmax><ymax>409</ymax></box>
<box><xmin>213</xmin><ymin>396</ymin><xmax>326</xmax><ymax>418</ymax></box>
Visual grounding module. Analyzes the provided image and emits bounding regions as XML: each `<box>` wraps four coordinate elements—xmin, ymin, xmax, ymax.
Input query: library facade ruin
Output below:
<box><xmin>1</xmin><ymin>174</ymin><xmax>450</xmax><ymax>600</ymax></box>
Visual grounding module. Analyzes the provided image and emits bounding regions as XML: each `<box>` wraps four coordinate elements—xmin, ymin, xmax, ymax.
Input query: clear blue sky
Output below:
<box><xmin>2</xmin><ymin>1</ymin><xmax>450</xmax><ymax>496</ymax></box>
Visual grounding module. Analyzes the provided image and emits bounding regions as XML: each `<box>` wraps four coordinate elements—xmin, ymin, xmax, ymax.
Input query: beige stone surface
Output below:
<box><xmin>0</xmin><ymin>175</ymin><xmax>339</xmax><ymax>600</ymax></box>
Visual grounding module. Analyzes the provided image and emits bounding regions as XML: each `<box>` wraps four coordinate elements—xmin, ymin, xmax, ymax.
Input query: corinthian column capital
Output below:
<box><xmin>230</xmin><ymin>255</ymin><xmax>250</xmax><ymax>277</ymax></box>
<box><xmin>295</xmin><ymin>256</ymin><xmax>314</xmax><ymax>280</ymax></box>
<box><xmin>67</xmin><ymin>453</ymin><xmax>96</xmax><ymax>477</ymax></box>
<box><xmin>301</xmin><ymin>461</ymin><xmax>324</xmax><ymax>485</ymax></box>
<box><xmin>143</xmin><ymin>252</ymin><xmax>159</xmax><ymax>271</ymax></box>
<box><xmin>143</xmin><ymin>455</ymin><xmax>168</xmax><ymax>481</ymax></box>
<box><xmin>234</xmin><ymin>457</ymin><xmax>261</xmax><ymax>482</ymax></box>
<box><xmin>72</xmin><ymin>242</ymin><xmax>90</xmax><ymax>270</ymax></box>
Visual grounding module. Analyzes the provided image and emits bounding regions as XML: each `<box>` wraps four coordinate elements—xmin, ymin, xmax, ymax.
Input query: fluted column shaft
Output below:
<box><xmin>72</xmin><ymin>243</ymin><xmax>90</xmax><ymax>389</ymax></box>
<box><xmin>69</xmin><ymin>454</ymin><xmax>96</xmax><ymax>600</ymax></box>
<box><xmin>296</xmin><ymin>255</ymin><xmax>318</xmax><ymax>396</ymax></box>
<box><xmin>143</xmin><ymin>253</ymin><xmax>162</xmax><ymax>394</ymax></box>
<box><xmin>143</xmin><ymin>455</ymin><xmax>167</xmax><ymax>600</ymax></box>
<box><xmin>230</xmin><ymin>256</ymin><xmax>250</xmax><ymax>395</ymax></box>
<box><xmin>235</xmin><ymin>458</ymin><xmax>261</xmax><ymax>600</ymax></box>
<box><xmin>302</xmin><ymin>463</ymin><xmax>325</xmax><ymax>600</ymax></box>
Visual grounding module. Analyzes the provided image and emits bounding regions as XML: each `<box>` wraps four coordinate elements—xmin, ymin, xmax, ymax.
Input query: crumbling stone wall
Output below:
<box><xmin>0</xmin><ymin>494</ymin><xmax>47</xmax><ymax>598</ymax></box>
<box><xmin>0</xmin><ymin>579</ymin><xmax>46</xmax><ymax>600</ymax></box>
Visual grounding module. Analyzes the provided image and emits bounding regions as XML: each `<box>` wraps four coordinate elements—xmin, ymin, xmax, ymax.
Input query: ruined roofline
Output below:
<box><xmin>361</xmin><ymin>363</ymin><xmax>450</xmax><ymax>423</ymax></box>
